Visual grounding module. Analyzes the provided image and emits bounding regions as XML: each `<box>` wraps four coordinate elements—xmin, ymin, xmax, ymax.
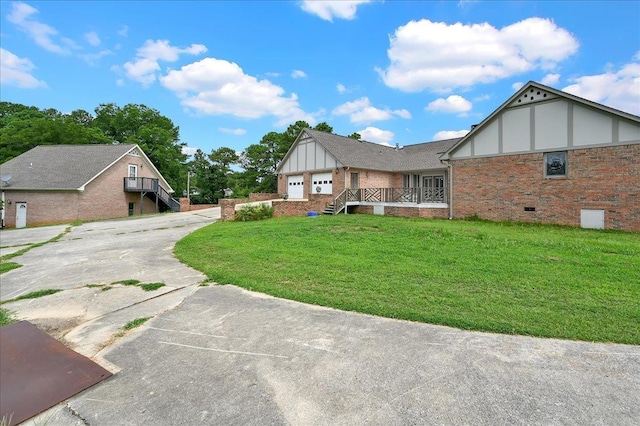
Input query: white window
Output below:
<box><xmin>127</xmin><ymin>165</ymin><xmax>138</xmax><ymax>188</ymax></box>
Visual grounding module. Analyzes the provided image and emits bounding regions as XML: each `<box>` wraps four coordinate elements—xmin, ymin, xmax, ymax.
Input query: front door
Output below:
<box><xmin>16</xmin><ymin>202</ymin><xmax>27</xmax><ymax>228</ymax></box>
<box><xmin>423</xmin><ymin>175</ymin><xmax>445</xmax><ymax>202</ymax></box>
<box><xmin>350</xmin><ymin>172</ymin><xmax>359</xmax><ymax>189</ymax></box>
<box><xmin>127</xmin><ymin>165</ymin><xmax>138</xmax><ymax>189</ymax></box>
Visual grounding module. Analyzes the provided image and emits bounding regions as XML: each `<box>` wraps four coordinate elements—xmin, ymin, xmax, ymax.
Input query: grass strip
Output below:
<box><xmin>139</xmin><ymin>282</ymin><xmax>165</xmax><ymax>291</ymax></box>
<box><xmin>0</xmin><ymin>262</ymin><xmax>21</xmax><ymax>274</ymax></box>
<box><xmin>111</xmin><ymin>279</ymin><xmax>141</xmax><ymax>286</ymax></box>
<box><xmin>1</xmin><ymin>289</ymin><xmax>62</xmax><ymax>305</ymax></box>
<box><xmin>123</xmin><ymin>317</ymin><xmax>151</xmax><ymax>330</ymax></box>
<box><xmin>116</xmin><ymin>317</ymin><xmax>151</xmax><ymax>337</ymax></box>
<box><xmin>0</xmin><ymin>307</ymin><xmax>17</xmax><ymax>326</ymax></box>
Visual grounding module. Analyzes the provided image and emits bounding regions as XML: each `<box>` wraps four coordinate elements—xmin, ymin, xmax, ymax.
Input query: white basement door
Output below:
<box><xmin>287</xmin><ymin>175</ymin><xmax>304</xmax><ymax>199</ymax></box>
<box><xmin>311</xmin><ymin>172</ymin><xmax>333</xmax><ymax>195</ymax></box>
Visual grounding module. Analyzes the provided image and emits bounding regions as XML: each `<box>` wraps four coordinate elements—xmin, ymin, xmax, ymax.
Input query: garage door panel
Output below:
<box><xmin>312</xmin><ymin>172</ymin><xmax>332</xmax><ymax>195</ymax></box>
<box><xmin>287</xmin><ymin>175</ymin><xmax>304</xmax><ymax>199</ymax></box>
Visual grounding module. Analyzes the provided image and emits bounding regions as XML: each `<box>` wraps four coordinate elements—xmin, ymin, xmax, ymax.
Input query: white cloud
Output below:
<box><xmin>512</xmin><ymin>81</ymin><xmax>525</xmax><ymax>91</ymax></box>
<box><xmin>118</xmin><ymin>25</ymin><xmax>128</xmax><ymax>37</ymax></box>
<box><xmin>84</xmin><ymin>31</ymin><xmax>101</xmax><ymax>46</ymax></box>
<box><xmin>332</xmin><ymin>97</ymin><xmax>411</xmax><ymax>123</ymax></box>
<box><xmin>0</xmin><ymin>48</ymin><xmax>47</xmax><ymax>88</ymax></box>
<box><xmin>265</xmin><ymin>72</ymin><xmax>280</xmax><ymax>77</ymax></box>
<box><xmin>160</xmin><ymin>57</ymin><xmax>317</xmax><ymax>126</ymax></box>
<box><xmin>123</xmin><ymin>39</ymin><xmax>207</xmax><ymax>86</ymax></box>
<box><xmin>541</xmin><ymin>73</ymin><xmax>560</xmax><ymax>86</ymax></box>
<box><xmin>426</xmin><ymin>95</ymin><xmax>472</xmax><ymax>114</ymax></box>
<box><xmin>291</xmin><ymin>69</ymin><xmax>307</xmax><ymax>79</ymax></box>
<box><xmin>358</xmin><ymin>126</ymin><xmax>394</xmax><ymax>145</ymax></box>
<box><xmin>218</xmin><ymin>127</ymin><xmax>247</xmax><ymax>135</ymax></box>
<box><xmin>378</xmin><ymin>17</ymin><xmax>579</xmax><ymax>92</ymax></box>
<box><xmin>300</xmin><ymin>0</ymin><xmax>372</xmax><ymax>22</ymax></box>
<box><xmin>7</xmin><ymin>2</ymin><xmax>71</xmax><ymax>55</ymax></box>
<box><xmin>79</xmin><ymin>49</ymin><xmax>113</xmax><ymax>65</ymax></box>
<box><xmin>182</xmin><ymin>146</ymin><xmax>199</xmax><ymax>156</ymax></box>
<box><xmin>336</xmin><ymin>83</ymin><xmax>347</xmax><ymax>93</ymax></box>
<box><xmin>433</xmin><ymin>129</ymin><xmax>470</xmax><ymax>140</ymax></box>
<box><xmin>562</xmin><ymin>60</ymin><xmax>640</xmax><ymax>115</ymax></box>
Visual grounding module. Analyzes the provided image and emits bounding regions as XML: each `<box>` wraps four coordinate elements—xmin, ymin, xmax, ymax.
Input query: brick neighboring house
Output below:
<box><xmin>0</xmin><ymin>144</ymin><xmax>179</xmax><ymax>228</ymax></box>
<box><xmin>276</xmin><ymin>81</ymin><xmax>640</xmax><ymax>231</ymax></box>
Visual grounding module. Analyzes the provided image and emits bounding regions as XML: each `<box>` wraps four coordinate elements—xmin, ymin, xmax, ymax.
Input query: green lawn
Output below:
<box><xmin>175</xmin><ymin>215</ymin><xmax>640</xmax><ymax>344</ymax></box>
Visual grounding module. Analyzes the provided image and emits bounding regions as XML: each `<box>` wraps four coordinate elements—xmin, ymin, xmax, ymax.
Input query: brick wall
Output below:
<box><xmin>272</xmin><ymin>195</ymin><xmax>333</xmax><ymax>217</ymax></box>
<box><xmin>179</xmin><ymin>198</ymin><xmax>216</xmax><ymax>212</ymax></box>
<box><xmin>2</xmin><ymin>191</ymin><xmax>80</xmax><ymax>227</ymax></box>
<box><xmin>450</xmin><ymin>144</ymin><xmax>640</xmax><ymax>231</ymax></box>
<box><xmin>219</xmin><ymin>198</ymin><xmax>248</xmax><ymax>221</ymax></box>
<box><xmin>249</xmin><ymin>193</ymin><xmax>280</xmax><ymax>202</ymax></box>
<box><xmin>354</xmin><ymin>169</ymin><xmax>396</xmax><ymax>188</ymax></box>
<box><xmin>79</xmin><ymin>154</ymin><xmax>157</xmax><ymax>220</ymax></box>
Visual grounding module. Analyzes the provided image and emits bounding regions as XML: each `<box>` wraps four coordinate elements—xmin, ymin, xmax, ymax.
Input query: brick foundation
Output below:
<box><xmin>351</xmin><ymin>205</ymin><xmax>449</xmax><ymax>219</ymax></box>
<box><xmin>450</xmin><ymin>144</ymin><xmax>640</xmax><ymax>231</ymax></box>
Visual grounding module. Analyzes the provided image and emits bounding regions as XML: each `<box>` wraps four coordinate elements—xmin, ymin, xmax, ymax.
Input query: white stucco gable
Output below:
<box><xmin>443</xmin><ymin>82</ymin><xmax>640</xmax><ymax>160</ymax></box>
<box><xmin>277</xmin><ymin>130</ymin><xmax>342</xmax><ymax>173</ymax></box>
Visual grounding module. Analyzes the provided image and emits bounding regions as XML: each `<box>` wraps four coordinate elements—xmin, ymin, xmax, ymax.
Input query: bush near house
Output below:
<box><xmin>235</xmin><ymin>204</ymin><xmax>274</xmax><ymax>221</ymax></box>
<box><xmin>176</xmin><ymin>215</ymin><xmax>640</xmax><ymax>344</ymax></box>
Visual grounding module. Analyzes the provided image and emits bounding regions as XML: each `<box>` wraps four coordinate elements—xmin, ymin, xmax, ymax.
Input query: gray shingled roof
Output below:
<box><xmin>0</xmin><ymin>144</ymin><xmax>137</xmax><ymax>190</ymax></box>
<box><xmin>301</xmin><ymin>129</ymin><xmax>460</xmax><ymax>172</ymax></box>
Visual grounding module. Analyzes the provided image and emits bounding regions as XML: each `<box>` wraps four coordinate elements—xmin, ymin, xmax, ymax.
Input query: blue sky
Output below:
<box><xmin>1</xmin><ymin>1</ymin><xmax>639</xmax><ymax>158</ymax></box>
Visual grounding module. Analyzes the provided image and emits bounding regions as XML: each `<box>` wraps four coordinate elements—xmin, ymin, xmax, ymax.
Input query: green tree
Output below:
<box><xmin>0</xmin><ymin>102</ymin><xmax>110</xmax><ymax>163</ymax></box>
<box><xmin>92</xmin><ymin>103</ymin><xmax>187</xmax><ymax>191</ymax></box>
<box><xmin>238</xmin><ymin>121</ymin><xmax>335</xmax><ymax>193</ymax></box>
<box><xmin>347</xmin><ymin>132</ymin><xmax>361</xmax><ymax>140</ymax></box>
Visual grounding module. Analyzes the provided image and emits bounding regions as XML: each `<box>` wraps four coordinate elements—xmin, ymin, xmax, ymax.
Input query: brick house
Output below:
<box><xmin>276</xmin><ymin>81</ymin><xmax>640</xmax><ymax>231</ymax></box>
<box><xmin>276</xmin><ymin>128</ymin><xmax>459</xmax><ymax>219</ymax></box>
<box><xmin>441</xmin><ymin>81</ymin><xmax>640</xmax><ymax>231</ymax></box>
<box><xmin>0</xmin><ymin>144</ymin><xmax>179</xmax><ymax>228</ymax></box>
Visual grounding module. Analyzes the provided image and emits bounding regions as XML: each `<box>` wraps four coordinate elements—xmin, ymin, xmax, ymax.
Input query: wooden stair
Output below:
<box><xmin>322</xmin><ymin>203</ymin><xmax>335</xmax><ymax>215</ymax></box>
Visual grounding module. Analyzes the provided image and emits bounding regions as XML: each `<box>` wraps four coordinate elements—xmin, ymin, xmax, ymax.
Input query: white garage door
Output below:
<box><xmin>311</xmin><ymin>172</ymin><xmax>333</xmax><ymax>195</ymax></box>
<box><xmin>287</xmin><ymin>175</ymin><xmax>304</xmax><ymax>199</ymax></box>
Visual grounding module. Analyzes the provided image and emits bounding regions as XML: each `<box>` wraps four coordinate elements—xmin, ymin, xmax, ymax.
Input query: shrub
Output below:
<box><xmin>235</xmin><ymin>203</ymin><xmax>274</xmax><ymax>222</ymax></box>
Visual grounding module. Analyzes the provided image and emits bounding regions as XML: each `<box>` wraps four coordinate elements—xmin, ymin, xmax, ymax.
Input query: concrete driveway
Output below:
<box><xmin>1</xmin><ymin>210</ymin><xmax>639</xmax><ymax>425</ymax></box>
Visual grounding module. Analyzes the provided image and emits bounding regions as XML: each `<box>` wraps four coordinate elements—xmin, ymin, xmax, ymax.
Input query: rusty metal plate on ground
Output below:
<box><xmin>0</xmin><ymin>321</ymin><xmax>112</xmax><ymax>425</ymax></box>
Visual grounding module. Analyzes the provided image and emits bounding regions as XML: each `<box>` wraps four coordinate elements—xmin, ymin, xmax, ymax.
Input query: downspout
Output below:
<box><xmin>344</xmin><ymin>167</ymin><xmax>349</xmax><ymax>215</ymax></box>
<box><xmin>448</xmin><ymin>162</ymin><xmax>453</xmax><ymax>219</ymax></box>
<box><xmin>442</xmin><ymin>160</ymin><xmax>453</xmax><ymax>220</ymax></box>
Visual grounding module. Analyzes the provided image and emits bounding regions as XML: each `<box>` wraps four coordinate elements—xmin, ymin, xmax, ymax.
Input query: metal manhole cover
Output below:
<box><xmin>0</xmin><ymin>321</ymin><xmax>112</xmax><ymax>425</ymax></box>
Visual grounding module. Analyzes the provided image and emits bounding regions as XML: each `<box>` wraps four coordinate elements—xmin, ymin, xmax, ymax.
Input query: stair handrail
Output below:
<box><xmin>156</xmin><ymin>185</ymin><xmax>181</xmax><ymax>212</ymax></box>
<box><xmin>333</xmin><ymin>189</ymin><xmax>347</xmax><ymax>215</ymax></box>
